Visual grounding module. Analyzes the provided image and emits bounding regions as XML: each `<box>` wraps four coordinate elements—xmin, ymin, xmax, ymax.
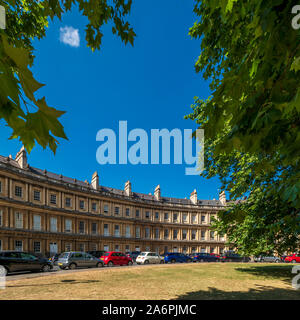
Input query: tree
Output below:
<box><xmin>186</xmin><ymin>0</ymin><xmax>300</xmax><ymax>255</ymax></box>
<box><xmin>0</xmin><ymin>0</ymin><xmax>135</xmax><ymax>153</ymax></box>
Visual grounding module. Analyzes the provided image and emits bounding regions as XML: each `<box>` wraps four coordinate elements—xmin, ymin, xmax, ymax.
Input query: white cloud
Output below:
<box><xmin>59</xmin><ymin>26</ymin><xmax>80</xmax><ymax>47</ymax></box>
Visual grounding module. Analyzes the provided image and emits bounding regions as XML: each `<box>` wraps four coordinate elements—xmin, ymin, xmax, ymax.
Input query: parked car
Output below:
<box><xmin>136</xmin><ymin>252</ymin><xmax>164</xmax><ymax>265</ymax></box>
<box><xmin>100</xmin><ymin>251</ymin><xmax>133</xmax><ymax>267</ymax></box>
<box><xmin>87</xmin><ymin>250</ymin><xmax>107</xmax><ymax>259</ymax></box>
<box><xmin>162</xmin><ymin>252</ymin><xmax>193</xmax><ymax>263</ymax></box>
<box><xmin>192</xmin><ymin>252</ymin><xmax>220</xmax><ymax>262</ymax></box>
<box><xmin>220</xmin><ymin>252</ymin><xmax>250</xmax><ymax>262</ymax></box>
<box><xmin>126</xmin><ymin>251</ymin><xmax>141</xmax><ymax>262</ymax></box>
<box><xmin>0</xmin><ymin>251</ymin><xmax>53</xmax><ymax>275</ymax></box>
<box><xmin>56</xmin><ymin>251</ymin><xmax>104</xmax><ymax>270</ymax></box>
<box><xmin>285</xmin><ymin>253</ymin><xmax>300</xmax><ymax>263</ymax></box>
<box><xmin>254</xmin><ymin>255</ymin><xmax>281</xmax><ymax>263</ymax></box>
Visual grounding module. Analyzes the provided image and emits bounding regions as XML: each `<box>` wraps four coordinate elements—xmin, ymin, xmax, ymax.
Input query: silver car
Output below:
<box><xmin>254</xmin><ymin>255</ymin><xmax>281</xmax><ymax>263</ymax></box>
<box><xmin>57</xmin><ymin>251</ymin><xmax>104</xmax><ymax>270</ymax></box>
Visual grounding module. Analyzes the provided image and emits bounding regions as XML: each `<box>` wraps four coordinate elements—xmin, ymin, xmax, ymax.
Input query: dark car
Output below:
<box><xmin>87</xmin><ymin>250</ymin><xmax>107</xmax><ymax>259</ymax></box>
<box><xmin>126</xmin><ymin>251</ymin><xmax>141</xmax><ymax>262</ymax></box>
<box><xmin>220</xmin><ymin>252</ymin><xmax>250</xmax><ymax>262</ymax></box>
<box><xmin>0</xmin><ymin>251</ymin><xmax>53</xmax><ymax>275</ymax></box>
<box><xmin>192</xmin><ymin>252</ymin><xmax>220</xmax><ymax>262</ymax></box>
<box><xmin>162</xmin><ymin>252</ymin><xmax>192</xmax><ymax>263</ymax></box>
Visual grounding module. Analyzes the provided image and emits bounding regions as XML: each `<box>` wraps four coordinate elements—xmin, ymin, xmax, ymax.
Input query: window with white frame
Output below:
<box><xmin>79</xmin><ymin>221</ymin><xmax>85</xmax><ymax>234</ymax></box>
<box><xmin>114</xmin><ymin>225</ymin><xmax>120</xmax><ymax>237</ymax></box>
<box><xmin>104</xmin><ymin>224</ymin><xmax>109</xmax><ymax>236</ymax></box>
<box><xmin>103</xmin><ymin>204</ymin><xmax>109</xmax><ymax>214</ymax></box>
<box><xmin>183</xmin><ymin>214</ymin><xmax>187</xmax><ymax>222</ymax></box>
<box><xmin>125</xmin><ymin>226</ymin><xmax>131</xmax><ymax>238</ymax></box>
<box><xmin>192</xmin><ymin>230</ymin><xmax>196</xmax><ymax>240</ymax></box>
<box><xmin>201</xmin><ymin>230</ymin><xmax>206</xmax><ymax>240</ymax></box>
<box><xmin>15</xmin><ymin>240</ymin><xmax>23</xmax><ymax>251</ymax></box>
<box><xmin>173</xmin><ymin>229</ymin><xmax>178</xmax><ymax>240</ymax></box>
<box><xmin>201</xmin><ymin>215</ymin><xmax>206</xmax><ymax>223</ymax></box>
<box><xmin>125</xmin><ymin>208</ymin><xmax>130</xmax><ymax>216</ymax></box>
<box><xmin>173</xmin><ymin>213</ymin><xmax>178</xmax><ymax>222</ymax></box>
<box><xmin>125</xmin><ymin>245</ymin><xmax>130</xmax><ymax>253</ymax></box>
<box><xmin>33</xmin><ymin>215</ymin><xmax>41</xmax><ymax>231</ymax></box>
<box><xmin>33</xmin><ymin>190</ymin><xmax>41</xmax><ymax>201</ymax></box>
<box><xmin>65</xmin><ymin>197</ymin><xmax>72</xmax><ymax>207</ymax></box>
<box><xmin>79</xmin><ymin>200</ymin><xmax>85</xmax><ymax>210</ymax></box>
<box><xmin>50</xmin><ymin>217</ymin><xmax>57</xmax><ymax>232</ymax></box>
<box><xmin>201</xmin><ymin>247</ymin><xmax>206</xmax><ymax>253</ymax></box>
<box><xmin>155</xmin><ymin>228</ymin><xmax>159</xmax><ymax>239</ymax></box>
<box><xmin>182</xmin><ymin>229</ymin><xmax>187</xmax><ymax>240</ymax></box>
<box><xmin>15</xmin><ymin>212</ymin><xmax>23</xmax><ymax>228</ymax></box>
<box><xmin>135</xmin><ymin>209</ymin><xmax>140</xmax><ymax>218</ymax></box>
<box><xmin>92</xmin><ymin>202</ymin><xmax>97</xmax><ymax>211</ymax></box>
<box><xmin>115</xmin><ymin>244</ymin><xmax>120</xmax><ymax>251</ymax></box>
<box><xmin>15</xmin><ymin>186</ymin><xmax>22</xmax><ymax>198</ymax></box>
<box><xmin>145</xmin><ymin>211</ymin><xmax>150</xmax><ymax>219</ymax></box>
<box><xmin>33</xmin><ymin>241</ymin><xmax>41</xmax><ymax>253</ymax></box>
<box><xmin>92</xmin><ymin>223</ymin><xmax>97</xmax><ymax>235</ymax></box>
<box><xmin>135</xmin><ymin>226</ymin><xmax>140</xmax><ymax>238</ymax></box>
<box><xmin>114</xmin><ymin>206</ymin><xmax>120</xmax><ymax>215</ymax></box>
<box><xmin>65</xmin><ymin>219</ymin><xmax>72</xmax><ymax>233</ymax></box>
<box><xmin>50</xmin><ymin>194</ymin><xmax>57</xmax><ymax>205</ymax></box>
<box><xmin>164</xmin><ymin>229</ymin><xmax>169</xmax><ymax>239</ymax></box>
<box><xmin>104</xmin><ymin>245</ymin><xmax>109</xmax><ymax>251</ymax></box>
<box><xmin>155</xmin><ymin>212</ymin><xmax>159</xmax><ymax>219</ymax></box>
<box><xmin>145</xmin><ymin>227</ymin><xmax>150</xmax><ymax>239</ymax></box>
<box><xmin>192</xmin><ymin>215</ymin><xmax>197</xmax><ymax>223</ymax></box>
<box><xmin>164</xmin><ymin>212</ymin><xmax>169</xmax><ymax>220</ymax></box>
<box><xmin>210</xmin><ymin>231</ymin><xmax>215</xmax><ymax>240</ymax></box>
<box><xmin>65</xmin><ymin>243</ymin><xmax>72</xmax><ymax>251</ymax></box>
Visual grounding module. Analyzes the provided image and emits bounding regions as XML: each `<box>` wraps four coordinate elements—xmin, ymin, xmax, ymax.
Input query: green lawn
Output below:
<box><xmin>1</xmin><ymin>263</ymin><xmax>300</xmax><ymax>300</ymax></box>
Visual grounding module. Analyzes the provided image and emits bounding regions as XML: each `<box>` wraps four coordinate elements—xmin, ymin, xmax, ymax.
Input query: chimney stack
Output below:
<box><xmin>91</xmin><ymin>171</ymin><xmax>99</xmax><ymax>190</ymax></box>
<box><xmin>15</xmin><ymin>146</ymin><xmax>28</xmax><ymax>169</ymax></box>
<box><xmin>154</xmin><ymin>185</ymin><xmax>161</xmax><ymax>201</ymax></box>
<box><xmin>124</xmin><ymin>180</ymin><xmax>132</xmax><ymax>197</ymax></box>
<box><xmin>219</xmin><ymin>191</ymin><xmax>226</xmax><ymax>205</ymax></box>
<box><xmin>190</xmin><ymin>189</ymin><xmax>197</xmax><ymax>204</ymax></box>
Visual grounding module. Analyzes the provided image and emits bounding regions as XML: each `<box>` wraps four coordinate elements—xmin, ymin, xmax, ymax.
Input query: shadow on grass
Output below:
<box><xmin>6</xmin><ymin>279</ymin><xmax>100</xmax><ymax>288</ymax></box>
<box><xmin>235</xmin><ymin>265</ymin><xmax>294</xmax><ymax>285</ymax></box>
<box><xmin>176</xmin><ymin>285</ymin><xmax>300</xmax><ymax>300</ymax></box>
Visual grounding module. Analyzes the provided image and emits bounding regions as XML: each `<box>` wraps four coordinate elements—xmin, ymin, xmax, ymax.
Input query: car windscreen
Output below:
<box><xmin>103</xmin><ymin>252</ymin><xmax>110</xmax><ymax>256</ymax></box>
<box><xmin>139</xmin><ymin>253</ymin><xmax>146</xmax><ymax>256</ymax></box>
<box><xmin>59</xmin><ymin>253</ymin><xmax>69</xmax><ymax>259</ymax></box>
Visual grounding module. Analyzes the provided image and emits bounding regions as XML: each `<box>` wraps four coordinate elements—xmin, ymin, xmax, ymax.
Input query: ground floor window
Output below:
<box><xmin>65</xmin><ymin>243</ymin><xmax>72</xmax><ymax>252</ymax></box>
<box><xmin>125</xmin><ymin>245</ymin><xmax>130</xmax><ymax>253</ymax></box>
<box><xmin>79</xmin><ymin>243</ymin><xmax>85</xmax><ymax>252</ymax></box>
<box><xmin>135</xmin><ymin>246</ymin><xmax>140</xmax><ymax>252</ymax></box>
<box><xmin>146</xmin><ymin>246</ymin><xmax>150</xmax><ymax>251</ymax></box>
<box><xmin>15</xmin><ymin>240</ymin><xmax>23</xmax><ymax>251</ymax></box>
<box><xmin>192</xmin><ymin>247</ymin><xmax>196</xmax><ymax>253</ymax></box>
<box><xmin>91</xmin><ymin>243</ymin><xmax>97</xmax><ymax>251</ymax></box>
<box><xmin>201</xmin><ymin>247</ymin><xmax>206</xmax><ymax>253</ymax></box>
<box><xmin>104</xmin><ymin>245</ymin><xmax>109</xmax><ymax>251</ymax></box>
<box><xmin>115</xmin><ymin>244</ymin><xmax>120</xmax><ymax>251</ymax></box>
<box><xmin>33</xmin><ymin>241</ymin><xmax>41</xmax><ymax>253</ymax></box>
<box><xmin>173</xmin><ymin>247</ymin><xmax>178</xmax><ymax>253</ymax></box>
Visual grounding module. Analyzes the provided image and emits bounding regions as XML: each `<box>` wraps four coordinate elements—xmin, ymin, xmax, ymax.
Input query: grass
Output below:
<box><xmin>1</xmin><ymin>263</ymin><xmax>300</xmax><ymax>300</ymax></box>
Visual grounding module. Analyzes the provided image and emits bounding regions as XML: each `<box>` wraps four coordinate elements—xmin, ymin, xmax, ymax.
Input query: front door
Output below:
<box><xmin>50</xmin><ymin>243</ymin><xmax>58</xmax><ymax>255</ymax></box>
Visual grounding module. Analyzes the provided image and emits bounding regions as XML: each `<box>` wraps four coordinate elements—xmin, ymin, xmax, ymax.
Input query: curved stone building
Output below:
<box><xmin>0</xmin><ymin>147</ymin><xmax>228</xmax><ymax>256</ymax></box>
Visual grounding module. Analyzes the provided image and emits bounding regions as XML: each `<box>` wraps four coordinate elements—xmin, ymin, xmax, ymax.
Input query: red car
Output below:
<box><xmin>284</xmin><ymin>253</ymin><xmax>300</xmax><ymax>263</ymax></box>
<box><xmin>100</xmin><ymin>251</ymin><xmax>133</xmax><ymax>267</ymax></box>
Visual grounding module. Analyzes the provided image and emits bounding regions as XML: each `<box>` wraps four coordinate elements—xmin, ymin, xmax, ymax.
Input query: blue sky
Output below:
<box><xmin>0</xmin><ymin>1</ymin><xmax>222</xmax><ymax>200</ymax></box>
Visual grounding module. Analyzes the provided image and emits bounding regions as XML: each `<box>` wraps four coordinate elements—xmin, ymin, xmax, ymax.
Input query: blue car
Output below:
<box><xmin>192</xmin><ymin>252</ymin><xmax>220</xmax><ymax>262</ymax></box>
<box><xmin>162</xmin><ymin>252</ymin><xmax>193</xmax><ymax>263</ymax></box>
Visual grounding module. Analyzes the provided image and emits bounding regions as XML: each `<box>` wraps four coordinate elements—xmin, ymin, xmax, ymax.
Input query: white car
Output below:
<box><xmin>136</xmin><ymin>252</ymin><xmax>164</xmax><ymax>265</ymax></box>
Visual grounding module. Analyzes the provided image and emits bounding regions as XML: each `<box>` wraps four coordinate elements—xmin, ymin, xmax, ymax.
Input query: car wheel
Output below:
<box><xmin>59</xmin><ymin>266</ymin><xmax>66</xmax><ymax>270</ymax></box>
<box><xmin>107</xmin><ymin>261</ymin><xmax>114</xmax><ymax>267</ymax></box>
<box><xmin>96</xmin><ymin>262</ymin><xmax>103</xmax><ymax>268</ymax></box>
<box><xmin>171</xmin><ymin>259</ymin><xmax>176</xmax><ymax>264</ymax></box>
<box><xmin>144</xmin><ymin>260</ymin><xmax>149</xmax><ymax>265</ymax></box>
<box><xmin>200</xmin><ymin>259</ymin><xmax>204</xmax><ymax>263</ymax></box>
<box><xmin>292</xmin><ymin>260</ymin><xmax>297</xmax><ymax>263</ymax></box>
<box><xmin>127</xmin><ymin>261</ymin><xmax>133</xmax><ymax>266</ymax></box>
<box><xmin>275</xmin><ymin>259</ymin><xmax>280</xmax><ymax>263</ymax></box>
<box><xmin>1</xmin><ymin>267</ymin><xmax>8</xmax><ymax>276</ymax></box>
<box><xmin>187</xmin><ymin>259</ymin><xmax>192</xmax><ymax>263</ymax></box>
<box><xmin>69</xmin><ymin>263</ymin><xmax>77</xmax><ymax>270</ymax></box>
<box><xmin>160</xmin><ymin>260</ymin><xmax>164</xmax><ymax>264</ymax></box>
<box><xmin>42</xmin><ymin>264</ymin><xmax>51</xmax><ymax>272</ymax></box>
